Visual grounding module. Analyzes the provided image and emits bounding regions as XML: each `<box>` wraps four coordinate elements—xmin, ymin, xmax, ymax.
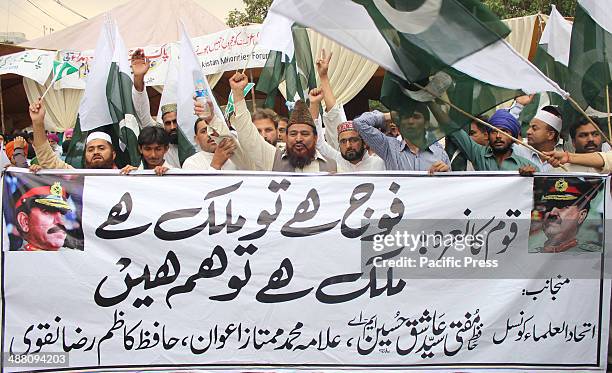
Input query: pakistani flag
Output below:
<box><xmin>262</xmin><ymin>0</ymin><xmax>568</xmax><ymax>150</ymax></box>
<box><xmin>67</xmin><ymin>15</ymin><xmax>140</xmax><ymax>168</ymax></box>
<box><xmin>351</xmin><ymin>0</ymin><xmax>511</xmax><ymax>82</ymax></box>
<box><xmin>225</xmin><ymin>82</ymin><xmax>255</xmax><ymax>118</ymax></box>
<box><xmin>257</xmin><ymin>22</ymin><xmax>317</xmax><ymax>108</ymax></box>
<box><xmin>51</xmin><ymin>61</ymin><xmax>78</xmax><ymax>83</ymax></box>
<box><xmin>565</xmin><ymin>0</ymin><xmax>612</xmax><ymax>123</ymax></box>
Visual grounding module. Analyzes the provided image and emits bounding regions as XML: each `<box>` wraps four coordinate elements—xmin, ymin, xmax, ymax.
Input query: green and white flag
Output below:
<box><xmin>225</xmin><ymin>82</ymin><xmax>255</xmax><ymax>118</ymax></box>
<box><xmin>566</xmin><ymin>0</ymin><xmax>612</xmax><ymax>118</ymax></box>
<box><xmin>262</xmin><ymin>0</ymin><xmax>568</xmax><ymax>149</ymax></box>
<box><xmin>257</xmin><ymin>22</ymin><xmax>317</xmax><ymax>108</ymax></box>
<box><xmin>71</xmin><ymin>15</ymin><xmax>140</xmax><ymax>168</ymax></box>
<box><xmin>51</xmin><ymin>60</ymin><xmax>78</xmax><ymax>82</ymax></box>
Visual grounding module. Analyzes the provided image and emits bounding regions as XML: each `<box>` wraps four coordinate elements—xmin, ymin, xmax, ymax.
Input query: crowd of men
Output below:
<box><xmin>9</xmin><ymin>48</ymin><xmax>607</xmax><ymax>178</ymax></box>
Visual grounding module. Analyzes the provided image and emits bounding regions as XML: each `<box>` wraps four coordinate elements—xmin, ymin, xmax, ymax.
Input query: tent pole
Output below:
<box><xmin>0</xmin><ymin>77</ymin><xmax>5</xmax><ymax>134</ymax></box>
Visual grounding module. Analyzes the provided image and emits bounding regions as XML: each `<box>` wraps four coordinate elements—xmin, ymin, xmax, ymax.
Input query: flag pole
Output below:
<box><xmin>413</xmin><ymin>82</ymin><xmax>568</xmax><ymax>170</ymax></box>
<box><xmin>0</xmin><ymin>77</ymin><xmax>5</xmax><ymax>134</ymax></box>
<box><xmin>567</xmin><ymin>95</ymin><xmax>612</xmax><ymax>145</ymax></box>
<box><xmin>39</xmin><ymin>80</ymin><xmax>56</xmax><ymax>101</ymax></box>
<box><xmin>606</xmin><ymin>85</ymin><xmax>611</xmax><ymax>141</ymax></box>
<box><xmin>240</xmin><ymin>43</ymin><xmax>257</xmax><ymax>75</ymax></box>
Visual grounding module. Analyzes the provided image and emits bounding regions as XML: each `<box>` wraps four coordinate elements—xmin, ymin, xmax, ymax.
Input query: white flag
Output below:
<box><xmin>176</xmin><ymin>21</ymin><xmax>224</xmax><ymax>145</ymax></box>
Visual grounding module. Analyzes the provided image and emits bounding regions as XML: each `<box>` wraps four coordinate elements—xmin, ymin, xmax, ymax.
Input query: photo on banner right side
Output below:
<box><xmin>529</xmin><ymin>176</ymin><xmax>605</xmax><ymax>253</ymax></box>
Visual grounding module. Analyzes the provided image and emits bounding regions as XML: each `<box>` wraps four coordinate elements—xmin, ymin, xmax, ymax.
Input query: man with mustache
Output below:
<box><xmin>226</xmin><ymin>72</ymin><xmax>336</xmax><ymax>172</ymax></box>
<box><xmin>182</xmin><ymin>117</ymin><xmax>239</xmax><ymax>171</ymax></box>
<box><xmin>443</xmin><ymin>109</ymin><xmax>536</xmax><ymax>171</ymax></box>
<box><xmin>512</xmin><ymin>106</ymin><xmax>565</xmax><ymax>172</ymax></box>
<box><xmin>533</xmin><ymin>177</ymin><xmax>601</xmax><ymax>253</ymax></box>
<box><xmin>543</xmin><ymin>118</ymin><xmax>610</xmax><ymax>173</ymax></box>
<box><xmin>131</xmin><ymin>49</ymin><xmax>181</xmax><ymax>168</ymax></box>
<box><xmin>14</xmin><ymin>182</ymin><xmax>72</xmax><ymax>251</ymax></box>
<box><xmin>572</xmin><ymin>118</ymin><xmax>603</xmax><ymax>154</ymax></box>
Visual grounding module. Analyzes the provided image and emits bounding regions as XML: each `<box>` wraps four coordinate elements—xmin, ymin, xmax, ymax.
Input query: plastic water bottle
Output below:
<box><xmin>194</xmin><ymin>75</ymin><xmax>211</xmax><ymax>119</ymax></box>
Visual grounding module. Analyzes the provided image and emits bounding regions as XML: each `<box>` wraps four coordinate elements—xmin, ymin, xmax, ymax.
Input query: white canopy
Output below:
<box><xmin>20</xmin><ymin>0</ymin><xmax>227</xmax><ymax>51</ymax></box>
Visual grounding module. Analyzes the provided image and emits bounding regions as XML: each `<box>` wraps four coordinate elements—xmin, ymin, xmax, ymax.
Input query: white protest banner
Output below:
<box><xmin>57</xmin><ymin>44</ymin><xmax>172</xmax><ymax>90</ymax></box>
<box><xmin>192</xmin><ymin>24</ymin><xmax>269</xmax><ymax>75</ymax></box>
<box><xmin>55</xmin><ymin>24</ymin><xmax>268</xmax><ymax>90</ymax></box>
<box><xmin>0</xmin><ymin>50</ymin><xmax>56</xmax><ymax>85</ymax></box>
<box><xmin>1</xmin><ymin>170</ymin><xmax>610</xmax><ymax>372</ymax></box>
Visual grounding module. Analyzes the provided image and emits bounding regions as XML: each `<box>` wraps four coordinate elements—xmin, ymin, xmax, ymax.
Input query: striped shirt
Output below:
<box><xmin>352</xmin><ymin>111</ymin><xmax>450</xmax><ymax>171</ymax></box>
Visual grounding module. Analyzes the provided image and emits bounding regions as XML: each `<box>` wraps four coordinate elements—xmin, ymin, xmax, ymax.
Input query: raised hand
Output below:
<box><xmin>515</xmin><ymin>94</ymin><xmax>535</xmax><ymax>106</ymax></box>
<box><xmin>229</xmin><ymin>72</ymin><xmax>248</xmax><ymax>92</ymax></box>
<box><xmin>316</xmin><ymin>48</ymin><xmax>332</xmax><ymax>78</ymax></box>
<box><xmin>194</xmin><ymin>96</ymin><xmax>215</xmax><ymax>123</ymax></box>
<box><xmin>28</xmin><ymin>98</ymin><xmax>45</xmax><ymax>127</ymax></box>
<box><xmin>309</xmin><ymin>87</ymin><xmax>324</xmax><ymax>105</ymax></box>
<box><xmin>130</xmin><ymin>49</ymin><xmax>150</xmax><ymax>77</ymax></box>
<box><xmin>13</xmin><ymin>136</ymin><xmax>26</xmax><ymax>149</ymax></box>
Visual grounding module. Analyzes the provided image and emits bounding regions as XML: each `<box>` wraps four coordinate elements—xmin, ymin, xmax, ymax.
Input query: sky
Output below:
<box><xmin>2</xmin><ymin>0</ymin><xmax>245</xmax><ymax>40</ymax></box>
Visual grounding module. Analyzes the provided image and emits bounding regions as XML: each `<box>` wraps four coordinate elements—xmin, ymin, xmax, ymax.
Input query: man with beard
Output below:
<box><xmin>444</xmin><ymin>109</ymin><xmax>536</xmax><ymax>171</ymax></box>
<box><xmin>227</xmin><ymin>72</ymin><xmax>336</xmax><ymax>172</ymax></box>
<box><xmin>512</xmin><ymin>106</ymin><xmax>565</xmax><ymax>172</ymax></box>
<box><xmin>309</xmin><ymin>88</ymin><xmax>384</xmax><ymax>172</ymax></box>
<box><xmin>14</xmin><ymin>182</ymin><xmax>73</xmax><ymax>251</ymax></box>
<box><xmin>131</xmin><ymin>49</ymin><xmax>181</xmax><ymax>167</ymax></box>
<box><xmin>29</xmin><ymin>99</ymin><xmax>117</xmax><ymax>170</ymax></box>
<box><xmin>532</xmin><ymin>177</ymin><xmax>601</xmax><ymax>253</ymax></box>
<box><xmin>119</xmin><ymin>126</ymin><xmax>172</xmax><ymax>175</ymax></box>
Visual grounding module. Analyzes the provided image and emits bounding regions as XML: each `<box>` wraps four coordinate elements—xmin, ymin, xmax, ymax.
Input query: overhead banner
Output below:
<box><xmin>1</xmin><ymin>170</ymin><xmax>610</xmax><ymax>372</ymax></box>
<box><xmin>55</xmin><ymin>25</ymin><xmax>268</xmax><ymax>89</ymax></box>
<box><xmin>0</xmin><ymin>50</ymin><xmax>55</xmax><ymax>85</ymax></box>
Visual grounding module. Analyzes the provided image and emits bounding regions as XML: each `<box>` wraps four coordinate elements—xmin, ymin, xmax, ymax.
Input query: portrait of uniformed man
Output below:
<box><xmin>14</xmin><ymin>181</ymin><xmax>73</xmax><ymax>251</ymax></box>
<box><xmin>533</xmin><ymin>177</ymin><xmax>602</xmax><ymax>253</ymax></box>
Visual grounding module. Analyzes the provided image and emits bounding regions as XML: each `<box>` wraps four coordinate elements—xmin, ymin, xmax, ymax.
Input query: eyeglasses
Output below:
<box><xmin>339</xmin><ymin>137</ymin><xmax>362</xmax><ymax>145</ymax></box>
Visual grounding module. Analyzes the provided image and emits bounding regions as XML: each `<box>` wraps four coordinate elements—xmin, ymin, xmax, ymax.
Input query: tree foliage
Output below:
<box><xmin>226</xmin><ymin>0</ymin><xmax>273</xmax><ymax>27</ymax></box>
<box><xmin>481</xmin><ymin>0</ymin><xmax>576</xmax><ymax>19</ymax></box>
